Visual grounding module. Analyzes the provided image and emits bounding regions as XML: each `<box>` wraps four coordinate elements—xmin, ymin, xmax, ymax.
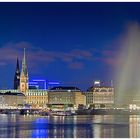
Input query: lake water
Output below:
<box><xmin>0</xmin><ymin>114</ymin><xmax>139</xmax><ymax>138</ymax></box>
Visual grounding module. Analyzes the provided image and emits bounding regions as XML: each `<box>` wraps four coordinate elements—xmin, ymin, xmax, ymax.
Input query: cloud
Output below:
<box><xmin>0</xmin><ymin>40</ymin><xmax>119</xmax><ymax>70</ymax></box>
<box><xmin>94</xmin><ymin>49</ymin><xmax>118</xmax><ymax>67</ymax></box>
<box><xmin>0</xmin><ymin>41</ymin><xmax>94</xmax><ymax>70</ymax></box>
<box><xmin>57</xmin><ymin>53</ymin><xmax>73</xmax><ymax>62</ymax></box>
<box><xmin>101</xmin><ymin>57</ymin><xmax>116</xmax><ymax>66</ymax></box>
<box><xmin>53</xmin><ymin>49</ymin><xmax>93</xmax><ymax>62</ymax></box>
<box><xmin>70</xmin><ymin>49</ymin><xmax>93</xmax><ymax>59</ymax></box>
<box><xmin>0</xmin><ymin>39</ymin><xmax>121</xmax><ymax>71</ymax></box>
<box><xmin>69</xmin><ymin>62</ymin><xmax>84</xmax><ymax>69</ymax></box>
<box><xmin>102</xmin><ymin>50</ymin><xmax>115</xmax><ymax>56</ymax></box>
<box><xmin>15</xmin><ymin>41</ymin><xmax>32</xmax><ymax>49</ymax></box>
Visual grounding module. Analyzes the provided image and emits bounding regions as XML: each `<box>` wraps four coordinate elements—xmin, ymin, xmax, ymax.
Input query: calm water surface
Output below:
<box><xmin>0</xmin><ymin>114</ymin><xmax>139</xmax><ymax>138</ymax></box>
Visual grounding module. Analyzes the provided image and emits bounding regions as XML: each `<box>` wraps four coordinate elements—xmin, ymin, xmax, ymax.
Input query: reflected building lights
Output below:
<box><xmin>31</xmin><ymin>118</ymin><xmax>49</xmax><ymax>138</ymax></box>
<box><xmin>93</xmin><ymin>115</ymin><xmax>102</xmax><ymax>138</ymax></box>
<box><xmin>73</xmin><ymin>116</ymin><xmax>77</xmax><ymax>138</ymax></box>
<box><xmin>1</xmin><ymin>114</ymin><xmax>140</xmax><ymax>138</ymax></box>
<box><xmin>129</xmin><ymin>115</ymin><xmax>140</xmax><ymax>138</ymax></box>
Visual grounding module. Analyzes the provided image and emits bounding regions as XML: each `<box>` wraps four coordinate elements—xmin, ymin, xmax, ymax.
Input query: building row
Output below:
<box><xmin>0</xmin><ymin>49</ymin><xmax>115</xmax><ymax>109</ymax></box>
<box><xmin>0</xmin><ymin>85</ymin><xmax>114</xmax><ymax>109</ymax></box>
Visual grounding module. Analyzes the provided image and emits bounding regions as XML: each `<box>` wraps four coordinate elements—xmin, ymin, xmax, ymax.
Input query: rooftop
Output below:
<box><xmin>87</xmin><ymin>86</ymin><xmax>114</xmax><ymax>91</ymax></box>
<box><xmin>50</xmin><ymin>86</ymin><xmax>81</xmax><ymax>91</ymax></box>
<box><xmin>0</xmin><ymin>91</ymin><xmax>25</xmax><ymax>96</ymax></box>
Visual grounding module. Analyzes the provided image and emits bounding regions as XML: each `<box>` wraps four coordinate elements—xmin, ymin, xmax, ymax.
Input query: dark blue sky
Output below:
<box><xmin>0</xmin><ymin>2</ymin><xmax>140</xmax><ymax>90</ymax></box>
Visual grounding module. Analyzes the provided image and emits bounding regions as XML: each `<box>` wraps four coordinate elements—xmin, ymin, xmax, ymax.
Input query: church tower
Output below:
<box><xmin>20</xmin><ymin>48</ymin><xmax>29</xmax><ymax>94</ymax></box>
<box><xmin>14</xmin><ymin>58</ymin><xmax>20</xmax><ymax>89</ymax></box>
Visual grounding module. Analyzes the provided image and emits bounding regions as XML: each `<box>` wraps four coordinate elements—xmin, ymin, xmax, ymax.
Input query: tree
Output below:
<box><xmin>78</xmin><ymin>104</ymin><xmax>85</xmax><ymax>110</ymax></box>
<box><xmin>47</xmin><ymin>104</ymin><xmax>52</xmax><ymax>108</ymax></box>
<box><xmin>68</xmin><ymin>104</ymin><xmax>73</xmax><ymax>107</ymax></box>
<box><xmin>100</xmin><ymin>104</ymin><xmax>105</xmax><ymax>108</ymax></box>
<box><xmin>89</xmin><ymin>104</ymin><xmax>95</xmax><ymax>109</ymax></box>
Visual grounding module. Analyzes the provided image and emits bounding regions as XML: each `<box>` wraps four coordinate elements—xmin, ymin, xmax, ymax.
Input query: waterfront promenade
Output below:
<box><xmin>0</xmin><ymin>108</ymin><xmax>140</xmax><ymax>115</ymax></box>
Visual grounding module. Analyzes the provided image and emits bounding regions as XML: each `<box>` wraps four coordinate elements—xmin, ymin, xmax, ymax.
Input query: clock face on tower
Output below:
<box><xmin>20</xmin><ymin>77</ymin><xmax>28</xmax><ymax>91</ymax></box>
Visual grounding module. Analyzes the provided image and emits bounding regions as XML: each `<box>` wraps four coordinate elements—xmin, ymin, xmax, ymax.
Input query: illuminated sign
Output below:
<box><xmin>29</xmin><ymin>79</ymin><xmax>60</xmax><ymax>90</ymax></box>
<box><xmin>94</xmin><ymin>80</ymin><xmax>100</xmax><ymax>86</ymax></box>
<box><xmin>29</xmin><ymin>79</ymin><xmax>47</xmax><ymax>89</ymax></box>
<box><xmin>33</xmin><ymin>79</ymin><xmax>46</xmax><ymax>82</ymax></box>
<box><xmin>48</xmin><ymin>82</ymin><xmax>60</xmax><ymax>85</ymax></box>
<box><xmin>94</xmin><ymin>81</ymin><xmax>100</xmax><ymax>84</ymax></box>
<box><xmin>29</xmin><ymin>82</ymin><xmax>38</xmax><ymax>84</ymax></box>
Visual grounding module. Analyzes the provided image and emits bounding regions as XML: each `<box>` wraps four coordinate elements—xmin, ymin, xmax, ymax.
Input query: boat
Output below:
<box><xmin>50</xmin><ymin>111</ymin><xmax>73</xmax><ymax>116</ymax></box>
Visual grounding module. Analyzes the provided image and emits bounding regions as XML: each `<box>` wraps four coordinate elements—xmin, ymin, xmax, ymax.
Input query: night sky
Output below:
<box><xmin>0</xmin><ymin>2</ymin><xmax>140</xmax><ymax>90</ymax></box>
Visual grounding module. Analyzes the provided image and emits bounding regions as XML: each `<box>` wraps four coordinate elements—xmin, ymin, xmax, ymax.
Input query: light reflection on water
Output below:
<box><xmin>0</xmin><ymin>114</ymin><xmax>139</xmax><ymax>138</ymax></box>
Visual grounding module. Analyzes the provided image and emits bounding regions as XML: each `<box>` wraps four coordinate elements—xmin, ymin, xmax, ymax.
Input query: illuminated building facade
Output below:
<box><xmin>48</xmin><ymin>86</ymin><xmax>86</xmax><ymax>109</ymax></box>
<box><xmin>93</xmin><ymin>87</ymin><xmax>114</xmax><ymax>107</ymax></box>
<box><xmin>26</xmin><ymin>89</ymin><xmax>48</xmax><ymax>108</ymax></box>
<box><xmin>0</xmin><ymin>91</ymin><xmax>26</xmax><ymax>107</ymax></box>
<box><xmin>86</xmin><ymin>81</ymin><xmax>114</xmax><ymax>108</ymax></box>
<box><xmin>0</xmin><ymin>89</ymin><xmax>48</xmax><ymax>108</ymax></box>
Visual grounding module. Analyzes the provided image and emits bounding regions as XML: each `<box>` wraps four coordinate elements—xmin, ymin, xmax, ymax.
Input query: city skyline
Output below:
<box><xmin>0</xmin><ymin>2</ymin><xmax>140</xmax><ymax>90</ymax></box>
<box><xmin>0</xmin><ymin>2</ymin><xmax>140</xmax><ymax>138</ymax></box>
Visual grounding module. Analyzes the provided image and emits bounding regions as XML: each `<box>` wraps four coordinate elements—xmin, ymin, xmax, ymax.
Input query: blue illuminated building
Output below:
<box><xmin>29</xmin><ymin>79</ymin><xmax>60</xmax><ymax>90</ymax></box>
<box><xmin>29</xmin><ymin>79</ymin><xmax>47</xmax><ymax>89</ymax></box>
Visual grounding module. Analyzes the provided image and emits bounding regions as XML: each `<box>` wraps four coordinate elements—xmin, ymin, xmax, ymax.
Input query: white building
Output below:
<box><xmin>86</xmin><ymin>86</ymin><xmax>114</xmax><ymax>108</ymax></box>
<box><xmin>0</xmin><ymin>91</ymin><xmax>26</xmax><ymax>108</ymax></box>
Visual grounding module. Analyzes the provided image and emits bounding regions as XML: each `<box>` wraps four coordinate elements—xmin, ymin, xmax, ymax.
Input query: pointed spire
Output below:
<box><xmin>23</xmin><ymin>48</ymin><xmax>26</xmax><ymax>65</ymax></box>
<box><xmin>21</xmin><ymin>48</ymin><xmax>28</xmax><ymax>76</ymax></box>
<box><xmin>14</xmin><ymin>57</ymin><xmax>20</xmax><ymax>89</ymax></box>
<box><xmin>20</xmin><ymin>48</ymin><xmax>29</xmax><ymax>93</ymax></box>
<box><xmin>16</xmin><ymin>57</ymin><xmax>20</xmax><ymax>72</ymax></box>
<box><xmin>22</xmin><ymin>48</ymin><xmax>26</xmax><ymax>68</ymax></box>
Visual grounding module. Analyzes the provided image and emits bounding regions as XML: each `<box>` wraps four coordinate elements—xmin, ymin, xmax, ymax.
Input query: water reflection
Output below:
<box><xmin>0</xmin><ymin>114</ymin><xmax>139</xmax><ymax>138</ymax></box>
<box><xmin>31</xmin><ymin>118</ymin><xmax>49</xmax><ymax>138</ymax></box>
<box><xmin>129</xmin><ymin>115</ymin><xmax>140</xmax><ymax>138</ymax></box>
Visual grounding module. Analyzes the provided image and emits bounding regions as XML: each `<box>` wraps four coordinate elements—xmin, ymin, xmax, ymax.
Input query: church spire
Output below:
<box><xmin>21</xmin><ymin>48</ymin><xmax>28</xmax><ymax>76</ymax></box>
<box><xmin>20</xmin><ymin>48</ymin><xmax>29</xmax><ymax>93</ymax></box>
<box><xmin>14</xmin><ymin>57</ymin><xmax>20</xmax><ymax>89</ymax></box>
<box><xmin>16</xmin><ymin>57</ymin><xmax>20</xmax><ymax>71</ymax></box>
